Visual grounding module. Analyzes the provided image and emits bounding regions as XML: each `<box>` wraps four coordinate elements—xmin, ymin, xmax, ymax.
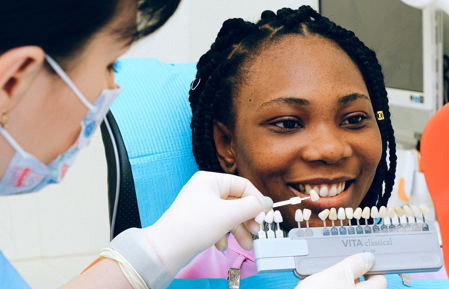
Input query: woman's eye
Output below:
<box><xmin>273</xmin><ymin>119</ymin><xmax>301</xmax><ymax>129</ymax></box>
<box><xmin>342</xmin><ymin>114</ymin><xmax>367</xmax><ymax>126</ymax></box>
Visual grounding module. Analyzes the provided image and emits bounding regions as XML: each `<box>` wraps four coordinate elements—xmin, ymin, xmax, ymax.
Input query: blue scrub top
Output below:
<box><xmin>0</xmin><ymin>251</ymin><xmax>31</xmax><ymax>289</ymax></box>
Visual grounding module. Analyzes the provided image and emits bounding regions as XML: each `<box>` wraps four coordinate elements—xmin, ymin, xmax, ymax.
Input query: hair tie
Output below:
<box><xmin>376</xmin><ymin>111</ymin><xmax>384</xmax><ymax>120</ymax></box>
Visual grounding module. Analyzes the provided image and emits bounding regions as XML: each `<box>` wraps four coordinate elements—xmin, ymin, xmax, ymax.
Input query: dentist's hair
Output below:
<box><xmin>189</xmin><ymin>5</ymin><xmax>396</xmax><ymax>209</ymax></box>
<box><xmin>0</xmin><ymin>0</ymin><xmax>180</xmax><ymax>61</ymax></box>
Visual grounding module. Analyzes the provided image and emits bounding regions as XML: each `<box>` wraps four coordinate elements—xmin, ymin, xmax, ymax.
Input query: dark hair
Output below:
<box><xmin>189</xmin><ymin>5</ymin><xmax>397</xmax><ymax>209</ymax></box>
<box><xmin>0</xmin><ymin>0</ymin><xmax>180</xmax><ymax>59</ymax></box>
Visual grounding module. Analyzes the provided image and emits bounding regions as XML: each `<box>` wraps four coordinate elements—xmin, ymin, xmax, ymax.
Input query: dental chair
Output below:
<box><xmin>99</xmin><ymin>58</ymin><xmax>448</xmax><ymax>288</ymax></box>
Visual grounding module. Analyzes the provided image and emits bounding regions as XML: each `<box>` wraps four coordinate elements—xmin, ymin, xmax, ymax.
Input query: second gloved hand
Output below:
<box><xmin>296</xmin><ymin>252</ymin><xmax>387</xmax><ymax>289</ymax></box>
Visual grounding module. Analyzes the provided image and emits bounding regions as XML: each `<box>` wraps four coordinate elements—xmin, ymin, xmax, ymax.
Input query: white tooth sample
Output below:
<box><xmin>403</xmin><ymin>205</ymin><xmax>413</xmax><ymax>218</ymax></box>
<box><xmin>310</xmin><ymin>189</ymin><xmax>320</xmax><ymax>201</ymax></box>
<box><xmin>353</xmin><ymin>207</ymin><xmax>362</xmax><ymax>220</ymax></box>
<box><xmin>338</xmin><ymin>208</ymin><xmax>346</xmax><ymax>220</ymax></box>
<box><xmin>329</xmin><ymin>208</ymin><xmax>337</xmax><ymax>220</ymax></box>
<box><xmin>319</xmin><ymin>186</ymin><xmax>329</xmax><ymax>197</ymax></box>
<box><xmin>305</xmin><ymin>185</ymin><xmax>312</xmax><ymax>194</ymax></box>
<box><xmin>378</xmin><ymin>206</ymin><xmax>387</xmax><ymax>218</ymax></box>
<box><xmin>255</xmin><ymin>212</ymin><xmax>266</xmax><ymax>224</ymax></box>
<box><xmin>419</xmin><ymin>205</ymin><xmax>429</xmax><ymax>216</ymax></box>
<box><xmin>295</xmin><ymin>209</ymin><xmax>304</xmax><ymax>222</ymax></box>
<box><xmin>387</xmin><ymin>207</ymin><xmax>396</xmax><ymax>218</ymax></box>
<box><xmin>411</xmin><ymin>205</ymin><xmax>421</xmax><ymax>217</ymax></box>
<box><xmin>265</xmin><ymin>209</ymin><xmax>274</xmax><ymax>223</ymax></box>
<box><xmin>394</xmin><ymin>206</ymin><xmax>405</xmax><ymax>218</ymax></box>
<box><xmin>318</xmin><ymin>209</ymin><xmax>330</xmax><ymax>221</ymax></box>
<box><xmin>299</xmin><ymin>184</ymin><xmax>305</xmax><ymax>192</ymax></box>
<box><xmin>274</xmin><ymin>210</ymin><xmax>283</xmax><ymax>223</ymax></box>
<box><xmin>345</xmin><ymin>207</ymin><xmax>354</xmax><ymax>219</ymax></box>
<box><xmin>329</xmin><ymin>185</ymin><xmax>337</xmax><ymax>197</ymax></box>
<box><xmin>371</xmin><ymin>206</ymin><xmax>379</xmax><ymax>219</ymax></box>
<box><xmin>362</xmin><ymin>207</ymin><xmax>370</xmax><ymax>219</ymax></box>
<box><xmin>303</xmin><ymin>209</ymin><xmax>312</xmax><ymax>221</ymax></box>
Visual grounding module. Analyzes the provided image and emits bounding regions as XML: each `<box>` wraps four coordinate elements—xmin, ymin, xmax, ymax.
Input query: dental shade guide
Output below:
<box><xmin>403</xmin><ymin>205</ymin><xmax>413</xmax><ymax>232</ymax></box>
<box><xmin>411</xmin><ymin>205</ymin><xmax>422</xmax><ymax>231</ymax></box>
<box><xmin>395</xmin><ymin>206</ymin><xmax>406</xmax><ymax>232</ymax></box>
<box><xmin>371</xmin><ymin>206</ymin><xmax>380</xmax><ymax>233</ymax></box>
<box><xmin>303</xmin><ymin>209</ymin><xmax>313</xmax><ymax>236</ymax></box>
<box><xmin>329</xmin><ymin>208</ymin><xmax>339</xmax><ymax>235</ymax></box>
<box><xmin>273</xmin><ymin>190</ymin><xmax>319</xmax><ymax>208</ymax></box>
<box><xmin>362</xmin><ymin>207</ymin><xmax>372</xmax><ymax>234</ymax></box>
<box><xmin>387</xmin><ymin>207</ymin><xmax>397</xmax><ymax>232</ymax></box>
<box><xmin>345</xmin><ymin>208</ymin><xmax>355</xmax><ymax>235</ymax></box>
<box><xmin>338</xmin><ymin>208</ymin><xmax>347</xmax><ymax>235</ymax></box>
<box><xmin>379</xmin><ymin>206</ymin><xmax>388</xmax><ymax>233</ymax></box>
<box><xmin>353</xmin><ymin>207</ymin><xmax>364</xmax><ymax>234</ymax></box>
<box><xmin>419</xmin><ymin>205</ymin><xmax>430</xmax><ymax>231</ymax></box>
<box><xmin>253</xmin><ymin>204</ymin><xmax>443</xmax><ymax>278</ymax></box>
<box><xmin>265</xmin><ymin>209</ymin><xmax>275</xmax><ymax>239</ymax></box>
<box><xmin>318</xmin><ymin>209</ymin><xmax>330</xmax><ymax>236</ymax></box>
<box><xmin>255</xmin><ymin>212</ymin><xmax>267</xmax><ymax>239</ymax></box>
<box><xmin>295</xmin><ymin>209</ymin><xmax>305</xmax><ymax>237</ymax></box>
<box><xmin>274</xmin><ymin>210</ymin><xmax>284</xmax><ymax>238</ymax></box>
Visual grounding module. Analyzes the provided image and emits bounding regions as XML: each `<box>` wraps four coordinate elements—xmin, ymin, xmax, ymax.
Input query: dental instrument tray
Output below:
<box><xmin>253</xmin><ymin>206</ymin><xmax>443</xmax><ymax>278</ymax></box>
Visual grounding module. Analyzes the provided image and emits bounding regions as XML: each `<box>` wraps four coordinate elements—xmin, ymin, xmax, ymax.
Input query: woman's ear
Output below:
<box><xmin>0</xmin><ymin>46</ymin><xmax>45</xmax><ymax>109</ymax></box>
<box><xmin>213</xmin><ymin>120</ymin><xmax>237</xmax><ymax>174</ymax></box>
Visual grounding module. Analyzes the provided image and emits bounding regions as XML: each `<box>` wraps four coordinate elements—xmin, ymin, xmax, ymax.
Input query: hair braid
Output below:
<box><xmin>190</xmin><ymin>5</ymin><xmax>397</xmax><ymax>208</ymax></box>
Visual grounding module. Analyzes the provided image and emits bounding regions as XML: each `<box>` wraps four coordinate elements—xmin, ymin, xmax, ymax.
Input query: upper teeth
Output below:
<box><xmin>296</xmin><ymin>182</ymin><xmax>346</xmax><ymax>197</ymax></box>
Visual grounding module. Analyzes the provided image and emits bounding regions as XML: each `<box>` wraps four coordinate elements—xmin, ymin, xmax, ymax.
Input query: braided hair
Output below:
<box><xmin>189</xmin><ymin>6</ymin><xmax>396</xmax><ymax>209</ymax></box>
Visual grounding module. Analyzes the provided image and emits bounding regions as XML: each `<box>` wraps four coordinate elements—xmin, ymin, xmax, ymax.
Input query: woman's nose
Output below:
<box><xmin>301</xmin><ymin>125</ymin><xmax>352</xmax><ymax>165</ymax></box>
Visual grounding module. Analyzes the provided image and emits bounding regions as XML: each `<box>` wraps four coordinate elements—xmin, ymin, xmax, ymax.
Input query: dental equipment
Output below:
<box><xmin>272</xmin><ymin>189</ymin><xmax>319</xmax><ymax>208</ymax></box>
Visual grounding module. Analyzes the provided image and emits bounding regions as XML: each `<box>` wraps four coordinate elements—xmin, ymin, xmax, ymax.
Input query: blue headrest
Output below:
<box><xmin>111</xmin><ymin>58</ymin><xmax>198</xmax><ymax>228</ymax></box>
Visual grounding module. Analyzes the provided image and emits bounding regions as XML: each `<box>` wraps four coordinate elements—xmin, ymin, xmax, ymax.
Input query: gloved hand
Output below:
<box><xmin>296</xmin><ymin>252</ymin><xmax>387</xmax><ymax>289</ymax></box>
<box><xmin>110</xmin><ymin>171</ymin><xmax>273</xmax><ymax>289</ymax></box>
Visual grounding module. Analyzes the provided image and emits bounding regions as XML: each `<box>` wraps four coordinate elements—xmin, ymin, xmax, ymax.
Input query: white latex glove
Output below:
<box><xmin>110</xmin><ymin>171</ymin><xmax>273</xmax><ymax>289</ymax></box>
<box><xmin>296</xmin><ymin>252</ymin><xmax>387</xmax><ymax>289</ymax></box>
<box><xmin>401</xmin><ymin>0</ymin><xmax>449</xmax><ymax>14</ymax></box>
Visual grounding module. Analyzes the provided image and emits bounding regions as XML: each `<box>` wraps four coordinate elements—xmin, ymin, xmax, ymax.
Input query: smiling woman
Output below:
<box><xmin>188</xmin><ymin>5</ymin><xmax>396</xmax><ymax>238</ymax></box>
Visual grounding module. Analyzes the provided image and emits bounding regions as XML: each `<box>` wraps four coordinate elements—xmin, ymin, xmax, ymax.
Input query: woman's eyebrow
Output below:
<box><xmin>338</xmin><ymin>93</ymin><xmax>370</xmax><ymax>105</ymax></box>
<box><xmin>258</xmin><ymin>97</ymin><xmax>310</xmax><ymax>111</ymax></box>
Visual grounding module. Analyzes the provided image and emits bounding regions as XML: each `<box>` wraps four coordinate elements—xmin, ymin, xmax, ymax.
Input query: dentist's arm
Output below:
<box><xmin>62</xmin><ymin>171</ymin><xmax>272</xmax><ymax>289</ymax></box>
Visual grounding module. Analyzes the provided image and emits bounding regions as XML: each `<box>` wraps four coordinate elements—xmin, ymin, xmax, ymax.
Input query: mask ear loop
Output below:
<box><xmin>0</xmin><ymin>108</ymin><xmax>10</xmax><ymax>128</ymax></box>
<box><xmin>44</xmin><ymin>55</ymin><xmax>97</xmax><ymax>112</ymax></box>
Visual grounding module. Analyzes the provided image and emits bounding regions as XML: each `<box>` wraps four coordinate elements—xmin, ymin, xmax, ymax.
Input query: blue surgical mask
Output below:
<box><xmin>0</xmin><ymin>55</ymin><xmax>121</xmax><ymax>195</ymax></box>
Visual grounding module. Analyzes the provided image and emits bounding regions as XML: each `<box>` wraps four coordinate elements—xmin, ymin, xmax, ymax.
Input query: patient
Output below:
<box><xmin>178</xmin><ymin>5</ymin><xmax>396</xmax><ymax>279</ymax></box>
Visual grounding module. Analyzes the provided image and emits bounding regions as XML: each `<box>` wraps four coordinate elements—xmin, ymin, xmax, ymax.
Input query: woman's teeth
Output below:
<box><xmin>294</xmin><ymin>182</ymin><xmax>346</xmax><ymax>197</ymax></box>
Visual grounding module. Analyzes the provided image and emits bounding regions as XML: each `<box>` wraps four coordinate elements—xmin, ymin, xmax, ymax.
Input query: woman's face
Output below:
<box><xmin>214</xmin><ymin>35</ymin><xmax>382</xmax><ymax>229</ymax></box>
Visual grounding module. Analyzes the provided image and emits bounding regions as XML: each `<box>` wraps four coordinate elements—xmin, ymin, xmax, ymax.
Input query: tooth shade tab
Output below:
<box><xmin>338</xmin><ymin>208</ymin><xmax>346</xmax><ymax>220</ymax></box>
<box><xmin>329</xmin><ymin>185</ymin><xmax>337</xmax><ymax>197</ymax></box>
<box><xmin>378</xmin><ymin>206</ymin><xmax>387</xmax><ymax>218</ymax></box>
<box><xmin>318</xmin><ymin>209</ymin><xmax>330</xmax><ymax>221</ymax></box>
<box><xmin>387</xmin><ymin>207</ymin><xmax>396</xmax><ymax>218</ymax></box>
<box><xmin>319</xmin><ymin>186</ymin><xmax>329</xmax><ymax>197</ymax></box>
<box><xmin>362</xmin><ymin>207</ymin><xmax>370</xmax><ymax>219</ymax></box>
<box><xmin>303</xmin><ymin>209</ymin><xmax>312</xmax><ymax>221</ymax></box>
<box><xmin>345</xmin><ymin>208</ymin><xmax>354</xmax><ymax>219</ymax></box>
<box><xmin>395</xmin><ymin>206</ymin><xmax>405</xmax><ymax>218</ymax></box>
<box><xmin>419</xmin><ymin>205</ymin><xmax>429</xmax><ymax>216</ymax></box>
<box><xmin>255</xmin><ymin>212</ymin><xmax>266</xmax><ymax>224</ymax></box>
<box><xmin>329</xmin><ymin>208</ymin><xmax>337</xmax><ymax>220</ymax></box>
<box><xmin>310</xmin><ymin>189</ymin><xmax>320</xmax><ymax>201</ymax></box>
<box><xmin>274</xmin><ymin>210</ymin><xmax>283</xmax><ymax>223</ymax></box>
<box><xmin>353</xmin><ymin>207</ymin><xmax>362</xmax><ymax>220</ymax></box>
<box><xmin>403</xmin><ymin>205</ymin><xmax>413</xmax><ymax>218</ymax></box>
<box><xmin>265</xmin><ymin>209</ymin><xmax>274</xmax><ymax>223</ymax></box>
<box><xmin>411</xmin><ymin>205</ymin><xmax>421</xmax><ymax>217</ymax></box>
<box><xmin>371</xmin><ymin>206</ymin><xmax>379</xmax><ymax>219</ymax></box>
<box><xmin>295</xmin><ymin>209</ymin><xmax>304</xmax><ymax>222</ymax></box>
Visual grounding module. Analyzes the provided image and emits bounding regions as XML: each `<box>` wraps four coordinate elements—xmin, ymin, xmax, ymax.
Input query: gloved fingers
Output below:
<box><xmin>214</xmin><ymin>235</ymin><xmax>228</xmax><ymax>252</ymax></box>
<box><xmin>230</xmin><ymin>223</ymin><xmax>253</xmax><ymax>251</ymax></box>
<box><xmin>355</xmin><ymin>274</ymin><xmax>387</xmax><ymax>289</ymax></box>
<box><xmin>339</xmin><ymin>252</ymin><xmax>375</xmax><ymax>279</ymax></box>
<box><xmin>223</xmin><ymin>195</ymin><xmax>273</xmax><ymax>231</ymax></box>
<box><xmin>243</xmin><ymin>218</ymin><xmax>260</xmax><ymax>235</ymax></box>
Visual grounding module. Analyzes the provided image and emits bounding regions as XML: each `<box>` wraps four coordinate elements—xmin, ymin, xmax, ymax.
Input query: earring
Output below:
<box><xmin>0</xmin><ymin>108</ymin><xmax>10</xmax><ymax>128</ymax></box>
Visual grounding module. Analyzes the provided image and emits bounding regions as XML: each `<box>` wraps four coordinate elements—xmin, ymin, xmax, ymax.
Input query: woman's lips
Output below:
<box><xmin>287</xmin><ymin>180</ymin><xmax>354</xmax><ymax>211</ymax></box>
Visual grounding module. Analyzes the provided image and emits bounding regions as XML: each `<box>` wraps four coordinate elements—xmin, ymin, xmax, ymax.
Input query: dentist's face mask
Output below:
<box><xmin>0</xmin><ymin>55</ymin><xmax>122</xmax><ymax>195</ymax></box>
